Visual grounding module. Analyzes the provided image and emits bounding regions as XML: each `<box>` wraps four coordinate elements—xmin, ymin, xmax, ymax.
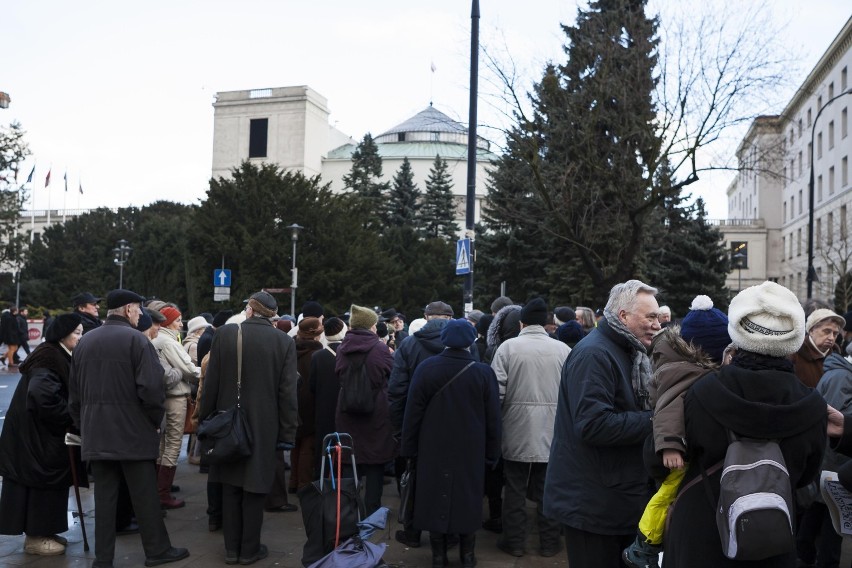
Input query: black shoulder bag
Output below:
<box><xmin>197</xmin><ymin>324</ymin><xmax>254</xmax><ymax>464</ymax></box>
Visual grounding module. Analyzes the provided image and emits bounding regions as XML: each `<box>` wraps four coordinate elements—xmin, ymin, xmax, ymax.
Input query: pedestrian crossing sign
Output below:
<box><xmin>456</xmin><ymin>238</ymin><xmax>471</xmax><ymax>275</ymax></box>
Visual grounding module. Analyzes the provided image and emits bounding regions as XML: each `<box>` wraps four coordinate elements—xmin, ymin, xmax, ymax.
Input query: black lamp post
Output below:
<box><xmin>287</xmin><ymin>223</ymin><xmax>303</xmax><ymax>317</ymax></box>
<box><xmin>733</xmin><ymin>251</ymin><xmax>747</xmax><ymax>292</ymax></box>
<box><xmin>807</xmin><ymin>87</ymin><xmax>852</xmax><ymax>299</ymax></box>
<box><xmin>113</xmin><ymin>239</ymin><xmax>132</xmax><ymax>289</ymax></box>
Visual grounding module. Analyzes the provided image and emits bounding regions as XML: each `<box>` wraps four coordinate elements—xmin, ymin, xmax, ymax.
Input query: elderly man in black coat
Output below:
<box><xmin>70</xmin><ymin>289</ymin><xmax>189</xmax><ymax>568</ymax></box>
<box><xmin>199</xmin><ymin>291</ymin><xmax>298</xmax><ymax>565</ymax></box>
<box><xmin>401</xmin><ymin>319</ymin><xmax>502</xmax><ymax>568</ymax></box>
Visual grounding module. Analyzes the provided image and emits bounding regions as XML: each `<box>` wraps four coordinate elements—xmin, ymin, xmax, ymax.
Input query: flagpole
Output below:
<box><xmin>29</xmin><ymin>165</ymin><xmax>35</xmax><ymax>244</ymax></box>
<box><xmin>46</xmin><ymin>167</ymin><xmax>52</xmax><ymax>227</ymax></box>
<box><xmin>62</xmin><ymin>171</ymin><xmax>68</xmax><ymax>224</ymax></box>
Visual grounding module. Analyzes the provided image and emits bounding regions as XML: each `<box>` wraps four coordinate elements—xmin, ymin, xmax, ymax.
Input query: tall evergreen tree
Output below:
<box><xmin>0</xmin><ymin>122</ymin><xmax>30</xmax><ymax>270</ymax></box>
<box><xmin>387</xmin><ymin>157</ymin><xmax>421</xmax><ymax>228</ymax></box>
<box><xmin>342</xmin><ymin>133</ymin><xmax>389</xmax><ymax>231</ymax></box>
<box><xmin>421</xmin><ymin>155</ymin><xmax>458</xmax><ymax>240</ymax></box>
<box><xmin>487</xmin><ymin>0</ymin><xmax>680</xmax><ymax>306</ymax></box>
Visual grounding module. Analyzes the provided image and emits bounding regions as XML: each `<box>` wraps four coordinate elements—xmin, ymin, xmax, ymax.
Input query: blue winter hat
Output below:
<box><xmin>556</xmin><ymin>320</ymin><xmax>585</xmax><ymax>345</ymax></box>
<box><xmin>680</xmin><ymin>295</ymin><xmax>731</xmax><ymax>363</ymax></box>
<box><xmin>441</xmin><ymin>318</ymin><xmax>477</xmax><ymax>349</ymax></box>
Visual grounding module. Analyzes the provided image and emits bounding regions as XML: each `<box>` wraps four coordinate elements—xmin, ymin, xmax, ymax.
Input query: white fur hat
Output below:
<box><xmin>186</xmin><ymin>316</ymin><xmax>209</xmax><ymax>335</ymax></box>
<box><xmin>727</xmin><ymin>281</ymin><xmax>805</xmax><ymax>357</ymax></box>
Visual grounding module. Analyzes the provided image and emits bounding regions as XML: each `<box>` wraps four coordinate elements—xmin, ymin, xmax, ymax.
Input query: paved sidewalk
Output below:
<box><xmin>0</xmin><ymin>450</ymin><xmax>569</xmax><ymax>567</ymax></box>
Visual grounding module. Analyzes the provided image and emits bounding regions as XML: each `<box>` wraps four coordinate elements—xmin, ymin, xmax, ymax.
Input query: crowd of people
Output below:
<box><xmin>1</xmin><ymin>280</ymin><xmax>852</xmax><ymax>567</ymax></box>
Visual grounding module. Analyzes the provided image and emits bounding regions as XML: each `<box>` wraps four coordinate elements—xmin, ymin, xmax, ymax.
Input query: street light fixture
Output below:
<box><xmin>113</xmin><ymin>239</ymin><xmax>132</xmax><ymax>289</ymax></box>
<box><xmin>287</xmin><ymin>224</ymin><xmax>303</xmax><ymax>317</ymax></box>
<box><xmin>807</xmin><ymin>87</ymin><xmax>852</xmax><ymax>299</ymax></box>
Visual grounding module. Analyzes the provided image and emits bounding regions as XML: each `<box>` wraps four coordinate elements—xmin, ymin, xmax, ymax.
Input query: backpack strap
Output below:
<box><xmin>665</xmin><ymin>459</ymin><xmax>723</xmax><ymax>537</ymax></box>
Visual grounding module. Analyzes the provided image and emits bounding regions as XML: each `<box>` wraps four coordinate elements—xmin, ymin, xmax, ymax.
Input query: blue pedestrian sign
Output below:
<box><xmin>456</xmin><ymin>239</ymin><xmax>471</xmax><ymax>275</ymax></box>
<box><xmin>213</xmin><ymin>269</ymin><xmax>232</xmax><ymax>287</ymax></box>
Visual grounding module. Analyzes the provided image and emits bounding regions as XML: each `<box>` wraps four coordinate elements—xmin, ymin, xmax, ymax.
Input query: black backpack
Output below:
<box><xmin>716</xmin><ymin>431</ymin><xmax>794</xmax><ymax>561</ymax></box>
<box><xmin>339</xmin><ymin>354</ymin><xmax>375</xmax><ymax>414</ymax></box>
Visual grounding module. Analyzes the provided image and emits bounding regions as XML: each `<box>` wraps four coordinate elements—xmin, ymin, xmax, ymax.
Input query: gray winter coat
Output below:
<box><xmin>491</xmin><ymin>325</ymin><xmax>570</xmax><ymax>462</ymax></box>
<box><xmin>817</xmin><ymin>353</ymin><xmax>852</xmax><ymax>473</ymax></box>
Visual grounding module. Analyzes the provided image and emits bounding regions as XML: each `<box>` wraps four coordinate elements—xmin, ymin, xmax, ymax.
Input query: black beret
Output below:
<box><xmin>106</xmin><ymin>289</ymin><xmax>146</xmax><ymax>310</ymax></box>
<box><xmin>301</xmin><ymin>301</ymin><xmax>324</xmax><ymax>318</ymax></box>
<box><xmin>45</xmin><ymin>313</ymin><xmax>83</xmax><ymax>343</ymax></box>
<box><xmin>212</xmin><ymin>310</ymin><xmax>233</xmax><ymax>328</ymax></box>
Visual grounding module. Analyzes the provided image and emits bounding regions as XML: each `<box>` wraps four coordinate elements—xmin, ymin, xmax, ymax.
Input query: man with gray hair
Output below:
<box><xmin>543</xmin><ymin>280</ymin><xmax>660</xmax><ymax>568</ymax></box>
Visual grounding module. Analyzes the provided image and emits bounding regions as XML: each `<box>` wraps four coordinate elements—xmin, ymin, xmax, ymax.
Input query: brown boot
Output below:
<box><xmin>157</xmin><ymin>465</ymin><xmax>185</xmax><ymax>509</ymax></box>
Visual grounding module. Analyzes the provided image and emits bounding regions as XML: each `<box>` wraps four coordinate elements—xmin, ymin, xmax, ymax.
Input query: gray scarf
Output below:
<box><xmin>603</xmin><ymin>309</ymin><xmax>652</xmax><ymax>410</ymax></box>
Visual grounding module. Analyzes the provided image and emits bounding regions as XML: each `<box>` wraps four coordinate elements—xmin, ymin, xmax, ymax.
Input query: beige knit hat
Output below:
<box><xmin>805</xmin><ymin>309</ymin><xmax>845</xmax><ymax>333</ymax></box>
<box><xmin>349</xmin><ymin>304</ymin><xmax>378</xmax><ymax>330</ymax></box>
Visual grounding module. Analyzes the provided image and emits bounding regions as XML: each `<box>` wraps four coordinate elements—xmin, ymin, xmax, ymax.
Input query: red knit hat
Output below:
<box><xmin>160</xmin><ymin>306</ymin><xmax>181</xmax><ymax>327</ymax></box>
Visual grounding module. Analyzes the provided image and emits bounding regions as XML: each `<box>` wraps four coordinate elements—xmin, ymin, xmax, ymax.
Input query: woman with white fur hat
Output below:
<box><xmin>663</xmin><ymin>281</ymin><xmax>827</xmax><ymax>567</ymax></box>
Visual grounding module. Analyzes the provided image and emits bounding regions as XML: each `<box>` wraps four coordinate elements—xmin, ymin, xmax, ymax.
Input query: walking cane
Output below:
<box><xmin>66</xmin><ymin>434</ymin><xmax>89</xmax><ymax>551</ymax></box>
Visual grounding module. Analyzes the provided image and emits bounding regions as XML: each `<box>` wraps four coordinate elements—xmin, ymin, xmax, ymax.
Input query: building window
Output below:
<box><xmin>397</xmin><ymin>133</ymin><xmax>406</xmax><ymax>142</ymax></box>
<box><xmin>818</xmin><ymin>133</ymin><xmax>823</xmax><ymax>159</ymax></box>
<box><xmin>819</xmin><ymin>175</ymin><xmax>823</xmax><ymax>201</ymax></box>
<box><xmin>798</xmin><ymin>189</ymin><xmax>803</xmax><ymax>214</ymax></box>
<box><xmin>843</xmin><ymin>66</ymin><xmax>848</xmax><ymax>91</ymax></box>
<box><xmin>817</xmin><ymin>218</ymin><xmax>822</xmax><ymax>249</ymax></box>
<box><xmin>829</xmin><ymin>121</ymin><xmax>835</xmax><ymax>149</ymax></box>
<box><xmin>808</xmin><ymin>142</ymin><xmax>813</xmax><ymax>167</ymax></box>
<box><xmin>790</xmin><ymin>233</ymin><xmax>794</xmax><ymax>259</ymax></box>
<box><xmin>819</xmin><ymin>96</ymin><xmax>824</xmax><ymax>111</ymax></box>
<box><xmin>829</xmin><ymin>212</ymin><xmax>834</xmax><ymax>246</ymax></box>
<box><xmin>784</xmin><ymin>201</ymin><xmax>787</xmax><ymax>221</ymax></box>
<box><xmin>782</xmin><ymin>236</ymin><xmax>786</xmax><ymax>261</ymax></box>
<box><xmin>797</xmin><ymin>228</ymin><xmax>802</xmax><ymax>256</ymax></box>
<box><xmin>808</xmin><ymin>108</ymin><xmax>813</xmax><ymax>126</ymax></box>
<box><xmin>798</xmin><ymin>118</ymin><xmax>803</xmax><ymax>137</ymax></box>
<box><xmin>843</xmin><ymin>108</ymin><xmax>848</xmax><ymax>139</ymax></box>
<box><xmin>791</xmin><ymin>129</ymin><xmax>795</xmax><ymax>145</ymax></box>
<box><xmin>791</xmin><ymin>195</ymin><xmax>795</xmax><ymax>218</ymax></box>
<box><xmin>829</xmin><ymin>82</ymin><xmax>835</xmax><ymax>99</ymax></box>
<box><xmin>248</xmin><ymin>118</ymin><xmax>269</xmax><ymax>158</ymax></box>
<box><xmin>843</xmin><ymin>205</ymin><xmax>848</xmax><ymax>241</ymax></box>
<box><xmin>799</xmin><ymin>151</ymin><xmax>803</xmax><ymax>175</ymax></box>
<box><xmin>844</xmin><ymin>156</ymin><xmax>849</xmax><ymax>187</ymax></box>
<box><xmin>798</xmin><ymin>273</ymin><xmax>803</xmax><ymax>296</ymax></box>
<box><xmin>731</xmin><ymin>241</ymin><xmax>748</xmax><ymax>269</ymax></box>
<box><xmin>830</xmin><ymin>166</ymin><xmax>835</xmax><ymax>195</ymax></box>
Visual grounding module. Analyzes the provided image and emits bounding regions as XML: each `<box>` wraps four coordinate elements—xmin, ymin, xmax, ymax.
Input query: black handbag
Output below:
<box><xmin>198</xmin><ymin>324</ymin><xmax>253</xmax><ymax>464</ymax></box>
<box><xmin>398</xmin><ymin>459</ymin><xmax>415</xmax><ymax>525</ymax></box>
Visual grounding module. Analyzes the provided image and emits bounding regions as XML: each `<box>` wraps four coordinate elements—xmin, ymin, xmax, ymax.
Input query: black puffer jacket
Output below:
<box><xmin>484</xmin><ymin>305</ymin><xmax>521</xmax><ymax>364</ymax></box>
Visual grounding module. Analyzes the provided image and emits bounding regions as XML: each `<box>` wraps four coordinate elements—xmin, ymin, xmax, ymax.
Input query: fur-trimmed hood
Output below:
<box><xmin>487</xmin><ymin>304</ymin><xmax>522</xmax><ymax>349</ymax></box>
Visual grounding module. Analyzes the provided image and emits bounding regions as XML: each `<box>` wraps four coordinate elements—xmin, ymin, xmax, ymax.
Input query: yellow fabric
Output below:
<box><xmin>637</xmin><ymin>466</ymin><xmax>687</xmax><ymax>545</ymax></box>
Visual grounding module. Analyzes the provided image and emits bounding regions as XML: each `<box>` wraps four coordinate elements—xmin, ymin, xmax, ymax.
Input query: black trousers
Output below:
<box><xmin>563</xmin><ymin>525</ymin><xmax>634</xmax><ymax>568</ymax></box>
<box><xmin>359</xmin><ymin>463</ymin><xmax>385</xmax><ymax>517</ymax></box>
<box><xmin>90</xmin><ymin>460</ymin><xmax>171</xmax><ymax>566</ymax></box>
<box><xmin>502</xmin><ymin>460</ymin><xmax>561</xmax><ymax>551</ymax></box>
<box><xmin>222</xmin><ymin>483</ymin><xmax>265</xmax><ymax>558</ymax></box>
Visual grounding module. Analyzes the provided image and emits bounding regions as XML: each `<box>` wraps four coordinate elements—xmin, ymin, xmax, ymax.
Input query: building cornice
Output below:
<box><xmin>781</xmin><ymin>16</ymin><xmax>852</xmax><ymax>123</ymax></box>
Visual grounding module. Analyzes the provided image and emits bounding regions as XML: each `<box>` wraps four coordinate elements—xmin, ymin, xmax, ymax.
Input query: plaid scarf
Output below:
<box><xmin>603</xmin><ymin>310</ymin><xmax>652</xmax><ymax>410</ymax></box>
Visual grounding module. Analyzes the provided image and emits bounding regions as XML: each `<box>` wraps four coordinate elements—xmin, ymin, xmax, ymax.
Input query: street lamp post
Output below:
<box><xmin>113</xmin><ymin>239</ymin><xmax>132</xmax><ymax>289</ymax></box>
<box><xmin>733</xmin><ymin>251</ymin><xmax>747</xmax><ymax>293</ymax></box>
<box><xmin>287</xmin><ymin>224</ymin><xmax>303</xmax><ymax>317</ymax></box>
<box><xmin>807</xmin><ymin>87</ymin><xmax>852</xmax><ymax>299</ymax></box>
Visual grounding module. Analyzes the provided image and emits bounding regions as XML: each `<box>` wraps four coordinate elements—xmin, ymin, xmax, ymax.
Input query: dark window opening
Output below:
<box><xmin>731</xmin><ymin>241</ymin><xmax>748</xmax><ymax>269</ymax></box>
<box><xmin>249</xmin><ymin>118</ymin><xmax>268</xmax><ymax>158</ymax></box>
<box><xmin>397</xmin><ymin>132</ymin><xmax>406</xmax><ymax>142</ymax></box>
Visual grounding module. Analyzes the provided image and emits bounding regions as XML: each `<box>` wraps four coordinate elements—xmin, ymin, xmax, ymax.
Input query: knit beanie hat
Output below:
<box><xmin>553</xmin><ymin>306</ymin><xmax>576</xmax><ymax>326</ymax></box>
<box><xmin>727</xmin><ymin>281</ymin><xmax>805</xmax><ymax>357</ymax></box>
<box><xmin>160</xmin><ymin>306</ymin><xmax>181</xmax><ymax>328</ymax></box>
<box><xmin>349</xmin><ymin>304</ymin><xmax>378</xmax><ymax>330</ymax></box>
<box><xmin>441</xmin><ymin>318</ymin><xmax>477</xmax><ymax>349</ymax></box>
<box><xmin>680</xmin><ymin>295</ymin><xmax>732</xmax><ymax>363</ymax></box>
<box><xmin>520</xmin><ymin>298</ymin><xmax>548</xmax><ymax>326</ymax></box>
<box><xmin>301</xmin><ymin>301</ymin><xmax>324</xmax><ymax>318</ymax></box>
<box><xmin>187</xmin><ymin>316</ymin><xmax>208</xmax><ymax>335</ymax></box>
<box><xmin>297</xmin><ymin>316</ymin><xmax>324</xmax><ymax>339</ymax></box>
<box><xmin>805</xmin><ymin>309</ymin><xmax>845</xmax><ymax>333</ymax></box>
<box><xmin>556</xmin><ymin>320</ymin><xmax>585</xmax><ymax>346</ymax></box>
<box><xmin>45</xmin><ymin>313</ymin><xmax>83</xmax><ymax>343</ymax></box>
<box><xmin>324</xmin><ymin>317</ymin><xmax>347</xmax><ymax>342</ymax></box>
<box><xmin>490</xmin><ymin>296</ymin><xmax>513</xmax><ymax>314</ymax></box>
<box><xmin>476</xmin><ymin>314</ymin><xmax>494</xmax><ymax>336</ymax></box>
<box><xmin>136</xmin><ymin>311</ymin><xmax>153</xmax><ymax>333</ymax></box>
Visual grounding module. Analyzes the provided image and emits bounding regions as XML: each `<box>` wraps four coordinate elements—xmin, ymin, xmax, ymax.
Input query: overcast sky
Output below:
<box><xmin>2</xmin><ymin>1</ymin><xmax>850</xmax><ymax>219</ymax></box>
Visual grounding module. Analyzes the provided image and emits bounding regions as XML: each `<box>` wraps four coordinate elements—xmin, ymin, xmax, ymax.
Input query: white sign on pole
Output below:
<box><xmin>213</xmin><ymin>286</ymin><xmax>231</xmax><ymax>301</ymax></box>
